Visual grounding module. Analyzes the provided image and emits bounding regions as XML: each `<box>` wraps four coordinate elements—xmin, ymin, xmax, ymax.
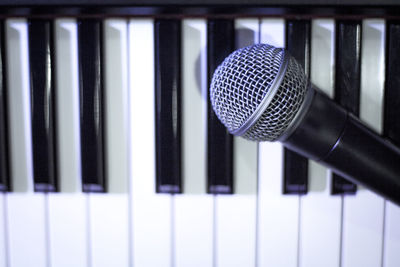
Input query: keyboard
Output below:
<box><xmin>0</xmin><ymin>4</ymin><xmax>400</xmax><ymax>267</ymax></box>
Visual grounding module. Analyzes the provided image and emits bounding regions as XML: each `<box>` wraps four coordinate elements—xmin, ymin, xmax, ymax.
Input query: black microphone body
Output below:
<box><xmin>284</xmin><ymin>88</ymin><xmax>400</xmax><ymax>205</ymax></box>
<box><xmin>210</xmin><ymin>44</ymin><xmax>400</xmax><ymax>206</ymax></box>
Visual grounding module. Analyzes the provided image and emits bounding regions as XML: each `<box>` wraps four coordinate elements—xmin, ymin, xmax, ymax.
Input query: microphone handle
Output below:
<box><xmin>283</xmin><ymin>89</ymin><xmax>400</xmax><ymax>206</ymax></box>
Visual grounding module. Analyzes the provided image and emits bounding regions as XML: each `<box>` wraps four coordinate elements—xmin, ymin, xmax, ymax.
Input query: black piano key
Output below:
<box><xmin>283</xmin><ymin>19</ymin><xmax>310</xmax><ymax>195</ymax></box>
<box><xmin>28</xmin><ymin>20</ymin><xmax>58</xmax><ymax>192</ymax></box>
<box><xmin>78</xmin><ymin>19</ymin><xmax>106</xmax><ymax>193</ymax></box>
<box><xmin>334</xmin><ymin>21</ymin><xmax>361</xmax><ymax>116</ymax></box>
<box><xmin>154</xmin><ymin>19</ymin><xmax>182</xmax><ymax>194</ymax></box>
<box><xmin>207</xmin><ymin>19</ymin><xmax>234</xmax><ymax>194</ymax></box>
<box><xmin>0</xmin><ymin>21</ymin><xmax>9</xmax><ymax>192</ymax></box>
<box><xmin>384</xmin><ymin>21</ymin><xmax>400</xmax><ymax>147</ymax></box>
<box><xmin>331</xmin><ymin>20</ymin><xmax>361</xmax><ymax>195</ymax></box>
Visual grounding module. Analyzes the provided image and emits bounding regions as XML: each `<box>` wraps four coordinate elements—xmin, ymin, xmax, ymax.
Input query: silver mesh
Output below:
<box><xmin>210</xmin><ymin>44</ymin><xmax>308</xmax><ymax>141</ymax></box>
<box><xmin>210</xmin><ymin>44</ymin><xmax>284</xmax><ymax>133</ymax></box>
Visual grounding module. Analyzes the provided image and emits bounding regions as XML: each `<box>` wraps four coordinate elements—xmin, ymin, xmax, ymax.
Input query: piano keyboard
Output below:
<box><xmin>0</xmin><ymin>16</ymin><xmax>399</xmax><ymax>267</ymax></box>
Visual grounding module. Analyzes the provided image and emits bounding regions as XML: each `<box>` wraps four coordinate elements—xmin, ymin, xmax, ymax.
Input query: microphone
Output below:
<box><xmin>210</xmin><ymin>43</ymin><xmax>400</xmax><ymax>205</ymax></box>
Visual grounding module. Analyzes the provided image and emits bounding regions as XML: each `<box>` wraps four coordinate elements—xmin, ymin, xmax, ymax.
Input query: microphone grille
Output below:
<box><xmin>210</xmin><ymin>44</ymin><xmax>308</xmax><ymax>141</ymax></box>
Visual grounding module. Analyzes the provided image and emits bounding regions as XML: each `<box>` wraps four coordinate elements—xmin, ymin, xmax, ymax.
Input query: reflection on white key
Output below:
<box><xmin>298</xmin><ymin>19</ymin><xmax>342</xmax><ymax>267</ymax></box>
<box><xmin>129</xmin><ymin>19</ymin><xmax>172</xmax><ymax>267</ymax></box>
<box><xmin>88</xmin><ymin>19</ymin><xmax>130</xmax><ymax>267</ymax></box>
<box><xmin>214</xmin><ymin>18</ymin><xmax>258</xmax><ymax>267</ymax></box>
<box><xmin>341</xmin><ymin>19</ymin><xmax>386</xmax><ymax>267</ymax></box>
<box><xmin>5</xmin><ymin>19</ymin><xmax>48</xmax><ymax>267</ymax></box>
<box><xmin>174</xmin><ymin>19</ymin><xmax>213</xmax><ymax>267</ymax></box>
<box><xmin>258</xmin><ymin>18</ymin><xmax>299</xmax><ymax>267</ymax></box>
<box><xmin>48</xmin><ymin>19</ymin><xmax>87</xmax><ymax>267</ymax></box>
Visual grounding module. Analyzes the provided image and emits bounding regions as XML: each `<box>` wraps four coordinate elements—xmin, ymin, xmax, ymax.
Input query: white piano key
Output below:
<box><xmin>360</xmin><ymin>20</ymin><xmax>386</xmax><ymax>132</ymax></box>
<box><xmin>48</xmin><ymin>19</ymin><xmax>88</xmax><ymax>267</ymax></box>
<box><xmin>214</xmin><ymin>18</ymin><xmax>258</xmax><ymax>267</ymax></box>
<box><xmin>310</xmin><ymin>19</ymin><xmax>335</xmax><ymax>99</ymax></box>
<box><xmin>5</xmin><ymin>19</ymin><xmax>48</xmax><ymax>267</ymax></box>
<box><xmin>298</xmin><ymin>19</ymin><xmax>342</xmax><ymax>267</ymax></box>
<box><xmin>89</xmin><ymin>195</ymin><xmax>129</xmax><ymax>267</ymax></box>
<box><xmin>129</xmin><ymin>19</ymin><xmax>172</xmax><ymax>267</ymax></box>
<box><xmin>88</xmin><ymin>19</ymin><xmax>130</xmax><ymax>267</ymax></box>
<box><xmin>54</xmin><ymin>20</ymin><xmax>82</xmax><ymax>194</ymax></box>
<box><xmin>260</xmin><ymin>19</ymin><xmax>285</xmax><ymax>48</ymax></box>
<box><xmin>103</xmin><ymin>19</ymin><xmax>130</xmax><ymax>195</ymax></box>
<box><xmin>215</xmin><ymin>193</ymin><xmax>257</xmax><ymax>267</ymax></box>
<box><xmin>341</xmin><ymin>19</ymin><xmax>386</xmax><ymax>267</ymax></box>
<box><xmin>258</xmin><ymin>18</ymin><xmax>299</xmax><ymax>267</ymax></box>
<box><xmin>48</xmin><ymin>194</ymin><xmax>87</xmax><ymax>267</ymax></box>
<box><xmin>5</xmin><ymin>19</ymin><xmax>33</xmax><ymax>192</ymax></box>
<box><xmin>384</xmin><ymin>202</ymin><xmax>400</xmax><ymax>267</ymax></box>
<box><xmin>300</xmin><ymin>161</ymin><xmax>341</xmax><ymax>267</ymax></box>
<box><xmin>7</xmin><ymin>194</ymin><xmax>47</xmax><ymax>267</ymax></box>
<box><xmin>342</xmin><ymin>193</ymin><xmax>385</xmax><ymax>267</ymax></box>
<box><xmin>174</xmin><ymin>19</ymin><xmax>213</xmax><ymax>267</ymax></box>
<box><xmin>0</xmin><ymin>194</ymin><xmax>7</xmax><ymax>267</ymax></box>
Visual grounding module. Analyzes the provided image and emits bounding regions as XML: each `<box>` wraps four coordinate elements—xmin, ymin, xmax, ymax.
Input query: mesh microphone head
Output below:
<box><xmin>210</xmin><ymin>43</ymin><xmax>309</xmax><ymax>141</ymax></box>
